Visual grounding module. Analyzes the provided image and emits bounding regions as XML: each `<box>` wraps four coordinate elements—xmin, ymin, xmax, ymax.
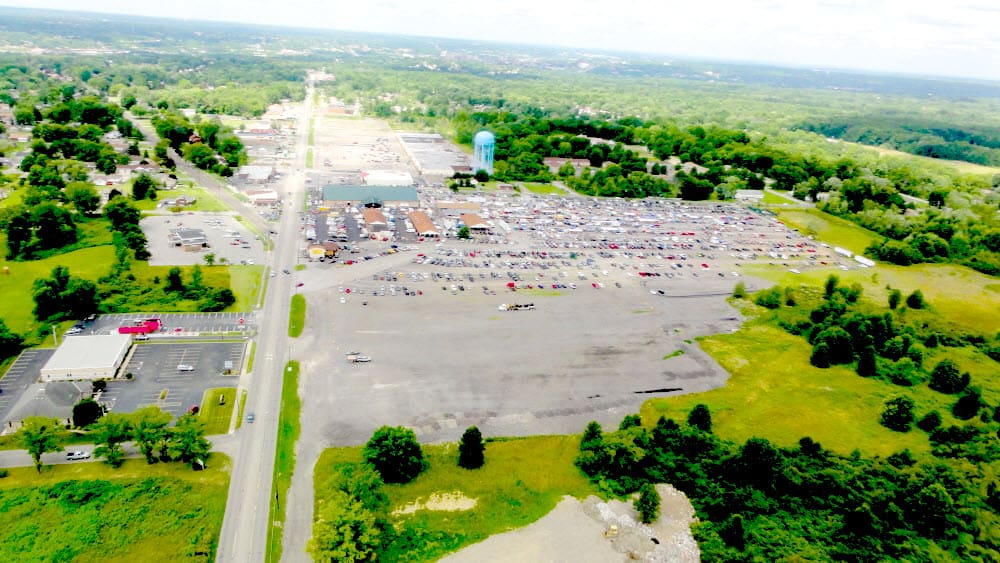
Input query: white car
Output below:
<box><xmin>340</xmin><ymin>297</ymin><xmax>346</xmax><ymax>304</ymax></box>
<box><xmin>177</xmin><ymin>364</ymin><xmax>195</xmax><ymax>372</ymax></box>
<box><xmin>66</xmin><ymin>451</ymin><xmax>90</xmax><ymax>461</ymax></box>
<box><xmin>65</xmin><ymin>327</ymin><xmax>83</xmax><ymax>335</ymax></box>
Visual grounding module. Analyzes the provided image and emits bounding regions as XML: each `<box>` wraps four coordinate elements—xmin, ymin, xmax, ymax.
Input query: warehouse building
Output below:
<box><xmin>407</xmin><ymin>211</ymin><xmax>440</xmax><ymax>237</ymax></box>
<box><xmin>39</xmin><ymin>334</ymin><xmax>132</xmax><ymax>382</ymax></box>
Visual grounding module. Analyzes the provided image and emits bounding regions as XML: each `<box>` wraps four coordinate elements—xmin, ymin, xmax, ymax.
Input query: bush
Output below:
<box><xmin>732</xmin><ymin>281</ymin><xmax>746</xmax><ymax>299</ymax></box>
<box><xmin>72</xmin><ymin>398</ymin><xmax>104</xmax><ymax>428</ymax></box>
<box><xmin>754</xmin><ymin>287</ymin><xmax>783</xmax><ymax>309</ymax></box>
<box><xmin>635</xmin><ymin>483</ymin><xmax>660</xmax><ymax>524</ymax></box>
<box><xmin>906</xmin><ymin>290</ymin><xmax>926</xmax><ymax>309</ymax></box>
<box><xmin>880</xmin><ymin>396</ymin><xmax>915</xmax><ymax>432</ymax></box>
<box><xmin>917</xmin><ymin>411</ymin><xmax>942</xmax><ymax>432</ymax></box>
<box><xmin>928</xmin><ymin>359</ymin><xmax>969</xmax><ymax>394</ymax></box>
<box><xmin>952</xmin><ymin>388</ymin><xmax>984</xmax><ymax>421</ymax></box>
<box><xmin>363</xmin><ymin>426</ymin><xmax>427</xmax><ymax>484</ymax></box>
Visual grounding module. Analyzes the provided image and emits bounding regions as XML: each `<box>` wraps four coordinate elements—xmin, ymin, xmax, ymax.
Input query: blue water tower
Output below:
<box><xmin>473</xmin><ymin>130</ymin><xmax>495</xmax><ymax>175</ymax></box>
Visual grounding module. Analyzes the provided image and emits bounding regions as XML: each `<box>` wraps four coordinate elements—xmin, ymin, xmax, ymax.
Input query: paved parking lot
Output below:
<box><xmin>102</xmin><ymin>342</ymin><xmax>245</xmax><ymax>417</ymax></box>
<box><xmin>0</xmin><ymin>349</ymin><xmax>55</xmax><ymax>423</ymax></box>
<box><xmin>141</xmin><ymin>213</ymin><xmax>267</xmax><ymax>266</ymax></box>
<box><xmin>82</xmin><ymin>312</ymin><xmax>256</xmax><ymax>336</ymax></box>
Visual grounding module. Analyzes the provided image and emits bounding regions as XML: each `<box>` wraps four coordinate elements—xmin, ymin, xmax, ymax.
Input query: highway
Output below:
<box><xmin>213</xmin><ymin>81</ymin><xmax>313</xmax><ymax>562</ymax></box>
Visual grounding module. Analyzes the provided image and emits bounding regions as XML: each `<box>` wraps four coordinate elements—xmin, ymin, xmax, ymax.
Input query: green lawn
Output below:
<box><xmin>0</xmin><ymin>455</ymin><xmax>230</xmax><ymax>562</ymax></box>
<box><xmin>314</xmin><ymin>435</ymin><xmax>599</xmax><ymax>562</ymax></box>
<box><xmin>200</xmin><ymin>388</ymin><xmax>237</xmax><ymax>435</ymax></box>
<box><xmin>762</xmin><ymin>190</ymin><xmax>799</xmax><ymax>205</ymax></box>
<box><xmin>266</xmin><ymin>361</ymin><xmax>301</xmax><ymax>563</ymax></box>
<box><xmin>288</xmin><ymin>294</ymin><xmax>305</xmax><ymax>337</ymax></box>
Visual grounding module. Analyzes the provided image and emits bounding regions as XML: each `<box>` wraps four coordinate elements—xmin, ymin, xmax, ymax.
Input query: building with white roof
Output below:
<box><xmin>40</xmin><ymin>334</ymin><xmax>132</xmax><ymax>382</ymax></box>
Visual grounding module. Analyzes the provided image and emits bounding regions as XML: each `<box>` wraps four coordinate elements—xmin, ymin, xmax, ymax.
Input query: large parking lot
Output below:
<box><xmin>141</xmin><ymin>213</ymin><xmax>267</xmax><ymax>266</ymax></box>
<box><xmin>101</xmin><ymin>342</ymin><xmax>245</xmax><ymax>417</ymax></box>
<box><xmin>294</xmin><ymin>244</ymin><xmax>765</xmax><ymax>447</ymax></box>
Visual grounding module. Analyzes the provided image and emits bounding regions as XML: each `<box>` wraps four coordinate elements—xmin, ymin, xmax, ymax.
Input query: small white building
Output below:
<box><xmin>40</xmin><ymin>334</ymin><xmax>132</xmax><ymax>382</ymax></box>
<box><xmin>362</xmin><ymin>169</ymin><xmax>414</xmax><ymax>186</ymax></box>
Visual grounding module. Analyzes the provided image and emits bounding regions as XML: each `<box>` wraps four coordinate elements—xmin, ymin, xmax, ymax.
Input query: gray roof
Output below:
<box><xmin>41</xmin><ymin>334</ymin><xmax>132</xmax><ymax>373</ymax></box>
<box><xmin>322</xmin><ymin>185</ymin><xmax>419</xmax><ymax>203</ymax></box>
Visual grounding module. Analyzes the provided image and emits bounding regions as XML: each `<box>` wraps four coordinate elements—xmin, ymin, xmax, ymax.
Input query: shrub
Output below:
<box><xmin>929</xmin><ymin>359</ymin><xmax>969</xmax><ymax>394</ymax></box>
<box><xmin>906</xmin><ymin>290</ymin><xmax>926</xmax><ymax>309</ymax></box>
<box><xmin>754</xmin><ymin>287</ymin><xmax>783</xmax><ymax>309</ymax></box>
<box><xmin>688</xmin><ymin>404</ymin><xmax>712</xmax><ymax>432</ymax></box>
<box><xmin>732</xmin><ymin>281</ymin><xmax>746</xmax><ymax>299</ymax></box>
<box><xmin>917</xmin><ymin>411</ymin><xmax>942</xmax><ymax>432</ymax></box>
<box><xmin>952</xmin><ymin>388</ymin><xmax>984</xmax><ymax>420</ymax></box>
<box><xmin>880</xmin><ymin>396</ymin><xmax>915</xmax><ymax>432</ymax></box>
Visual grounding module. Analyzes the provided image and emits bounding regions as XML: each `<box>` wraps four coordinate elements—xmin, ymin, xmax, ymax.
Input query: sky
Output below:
<box><xmin>3</xmin><ymin>0</ymin><xmax>1000</xmax><ymax>81</ymax></box>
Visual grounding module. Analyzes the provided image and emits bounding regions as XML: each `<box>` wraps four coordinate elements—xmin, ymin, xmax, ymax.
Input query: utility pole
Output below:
<box><xmin>51</xmin><ymin>324</ymin><xmax>57</xmax><ymax>347</ymax></box>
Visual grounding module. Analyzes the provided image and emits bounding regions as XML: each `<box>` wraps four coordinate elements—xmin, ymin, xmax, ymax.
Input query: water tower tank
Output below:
<box><xmin>473</xmin><ymin>131</ymin><xmax>495</xmax><ymax>175</ymax></box>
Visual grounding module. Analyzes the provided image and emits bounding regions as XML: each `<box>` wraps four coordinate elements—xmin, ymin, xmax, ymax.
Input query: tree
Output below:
<box><xmin>824</xmin><ymin>274</ymin><xmax>839</xmax><ymax>298</ymax></box>
<box><xmin>688</xmin><ymin>404</ymin><xmax>712</xmax><ymax>432</ymax></box>
<box><xmin>132</xmin><ymin>173</ymin><xmax>157</xmax><ymax>200</ymax></box>
<box><xmin>880</xmin><ymin>396</ymin><xmax>915</xmax><ymax>432</ymax></box>
<box><xmin>856</xmin><ymin>345</ymin><xmax>877</xmax><ymax>377</ymax></box>
<box><xmin>619</xmin><ymin>414</ymin><xmax>642</xmax><ymax>430</ymax></box>
<box><xmin>32</xmin><ymin>266</ymin><xmax>98</xmax><ymax>322</ymax></box>
<box><xmin>363</xmin><ymin>426</ymin><xmax>427</xmax><ymax>484</ymax></box>
<box><xmin>65</xmin><ymin>182</ymin><xmax>101</xmax><ymax>215</ymax></box>
<box><xmin>104</xmin><ymin>197</ymin><xmax>141</xmax><ymax>230</ymax></box>
<box><xmin>72</xmin><ymin>398</ymin><xmax>104</xmax><ymax>428</ymax></box>
<box><xmin>929</xmin><ymin>359</ymin><xmax>969</xmax><ymax>394</ymax></box>
<box><xmin>917</xmin><ymin>411</ymin><xmax>942</xmax><ymax>432</ymax></box>
<box><xmin>18</xmin><ymin>417</ymin><xmax>63</xmax><ymax>473</ymax></box>
<box><xmin>458</xmin><ymin>426</ymin><xmax>485</xmax><ymax>469</ymax></box>
<box><xmin>130</xmin><ymin>405</ymin><xmax>172</xmax><ymax>463</ymax></box>
<box><xmin>92</xmin><ymin>413</ymin><xmax>132</xmax><ymax>468</ymax></box>
<box><xmin>31</xmin><ymin>203</ymin><xmax>77</xmax><ymax>250</ymax></box>
<box><xmin>887</xmin><ymin>288</ymin><xmax>902</xmax><ymax>310</ymax></box>
<box><xmin>905</xmin><ymin>290</ymin><xmax>926</xmax><ymax>309</ymax></box>
<box><xmin>0</xmin><ymin>319</ymin><xmax>23</xmax><ymax>362</ymax></box>
<box><xmin>635</xmin><ymin>483</ymin><xmax>660</xmax><ymax>524</ymax></box>
<box><xmin>813</xmin><ymin>326</ymin><xmax>854</xmax><ymax>364</ymax></box>
<box><xmin>473</xmin><ymin>169</ymin><xmax>490</xmax><ymax>183</ymax></box>
<box><xmin>166</xmin><ymin>267</ymin><xmax>185</xmax><ymax>292</ymax></box>
<box><xmin>203</xmin><ymin>253</ymin><xmax>216</xmax><ymax>266</ymax></box>
<box><xmin>307</xmin><ymin>491</ymin><xmax>380</xmax><ymax>562</ymax></box>
<box><xmin>169</xmin><ymin>413</ymin><xmax>211</xmax><ymax>468</ymax></box>
<box><xmin>457</xmin><ymin>225</ymin><xmax>471</xmax><ymax>240</ymax></box>
<box><xmin>732</xmin><ymin>281</ymin><xmax>746</xmax><ymax>298</ymax></box>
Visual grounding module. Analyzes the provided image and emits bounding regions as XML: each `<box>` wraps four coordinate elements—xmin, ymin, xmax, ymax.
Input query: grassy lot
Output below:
<box><xmin>314</xmin><ymin>435</ymin><xmax>599</xmax><ymax>562</ymax></box>
<box><xmin>246</xmin><ymin>341</ymin><xmax>257</xmax><ymax>373</ymax></box>
<box><xmin>266</xmin><ymin>361</ymin><xmax>301</xmax><ymax>563</ymax></box>
<box><xmin>0</xmin><ymin>245</ymin><xmax>116</xmax><ymax>333</ymax></box>
<box><xmin>521</xmin><ymin>183</ymin><xmax>565</xmax><ymax>195</ymax></box>
<box><xmin>762</xmin><ymin>190</ymin><xmax>800</xmax><ymax>205</ymax></box>
<box><xmin>642</xmin><ymin>292</ymin><xmax>999</xmax><ymax>458</ymax></box>
<box><xmin>131</xmin><ymin>187</ymin><xmax>228</xmax><ymax>213</ymax></box>
<box><xmin>776</xmin><ymin>208</ymin><xmax>879</xmax><ymax>255</ymax></box>
<box><xmin>228</xmin><ymin>265</ymin><xmax>263</xmax><ymax>311</ymax></box>
<box><xmin>744</xmin><ymin>262</ymin><xmax>1000</xmax><ymax>337</ymax></box>
<box><xmin>288</xmin><ymin>294</ymin><xmax>305</xmax><ymax>337</ymax></box>
<box><xmin>0</xmin><ymin>455</ymin><xmax>230</xmax><ymax>562</ymax></box>
<box><xmin>200</xmin><ymin>388</ymin><xmax>237</xmax><ymax>435</ymax></box>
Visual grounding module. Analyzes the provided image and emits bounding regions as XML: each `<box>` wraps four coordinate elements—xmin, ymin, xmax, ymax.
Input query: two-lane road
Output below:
<box><xmin>215</xmin><ymin>82</ymin><xmax>313</xmax><ymax>562</ymax></box>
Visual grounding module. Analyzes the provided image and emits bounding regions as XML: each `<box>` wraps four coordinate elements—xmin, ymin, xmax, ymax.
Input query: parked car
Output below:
<box><xmin>246</xmin><ymin>413</ymin><xmax>255</xmax><ymax>424</ymax></box>
<box><xmin>65</xmin><ymin>327</ymin><xmax>83</xmax><ymax>335</ymax></box>
<box><xmin>66</xmin><ymin>451</ymin><xmax>91</xmax><ymax>461</ymax></box>
<box><xmin>177</xmin><ymin>364</ymin><xmax>195</xmax><ymax>372</ymax></box>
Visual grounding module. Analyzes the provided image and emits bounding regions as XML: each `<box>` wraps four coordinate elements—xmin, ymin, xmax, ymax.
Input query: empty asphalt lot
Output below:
<box><xmin>295</xmin><ymin>263</ymin><xmax>758</xmax><ymax>447</ymax></box>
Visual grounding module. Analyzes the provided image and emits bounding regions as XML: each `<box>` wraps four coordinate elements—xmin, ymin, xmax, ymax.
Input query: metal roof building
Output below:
<box><xmin>40</xmin><ymin>334</ymin><xmax>132</xmax><ymax>382</ymax></box>
<box><xmin>322</xmin><ymin>185</ymin><xmax>419</xmax><ymax>206</ymax></box>
<box><xmin>407</xmin><ymin>211</ymin><xmax>440</xmax><ymax>237</ymax></box>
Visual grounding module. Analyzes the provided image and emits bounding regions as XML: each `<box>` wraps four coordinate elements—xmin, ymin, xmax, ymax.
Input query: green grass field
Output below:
<box><xmin>288</xmin><ymin>294</ymin><xmax>305</xmax><ymax>337</ymax></box>
<box><xmin>200</xmin><ymin>388</ymin><xmax>236</xmax><ymax>435</ymax></box>
<box><xmin>762</xmin><ymin>190</ymin><xmax>800</xmax><ymax>205</ymax></box>
<box><xmin>266</xmin><ymin>361</ymin><xmax>301</xmax><ymax>563</ymax></box>
<box><xmin>314</xmin><ymin>435</ymin><xmax>599</xmax><ymax>562</ymax></box>
<box><xmin>228</xmin><ymin>265</ymin><xmax>263</xmax><ymax>311</ymax></box>
<box><xmin>776</xmin><ymin>208</ymin><xmax>879</xmax><ymax>255</ymax></box>
<box><xmin>0</xmin><ymin>455</ymin><xmax>230</xmax><ymax>562</ymax></box>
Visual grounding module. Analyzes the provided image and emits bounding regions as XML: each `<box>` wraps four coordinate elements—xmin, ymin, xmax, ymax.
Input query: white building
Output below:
<box><xmin>362</xmin><ymin>169</ymin><xmax>414</xmax><ymax>186</ymax></box>
<box><xmin>40</xmin><ymin>334</ymin><xmax>132</xmax><ymax>382</ymax></box>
